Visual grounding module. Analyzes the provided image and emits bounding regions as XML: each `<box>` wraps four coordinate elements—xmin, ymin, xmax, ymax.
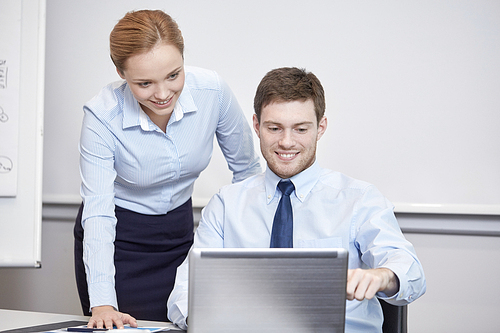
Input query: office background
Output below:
<box><xmin>1</xmin><ymin>0</ymin><xmax>499</xmax><ymax>332</ymax></box>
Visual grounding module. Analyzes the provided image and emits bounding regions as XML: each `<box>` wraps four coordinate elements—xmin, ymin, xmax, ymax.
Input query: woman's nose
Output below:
<box><xmin>154</xmin><ymin>83</ymin><xmax>170</xmax><ymax>100</ymax></box>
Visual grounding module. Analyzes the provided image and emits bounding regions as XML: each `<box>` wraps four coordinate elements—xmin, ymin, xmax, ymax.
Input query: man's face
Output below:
<box><xmin>253</xmin><ymin>99</ymin><xmax>327</xmax><ymax>179</ymax></box>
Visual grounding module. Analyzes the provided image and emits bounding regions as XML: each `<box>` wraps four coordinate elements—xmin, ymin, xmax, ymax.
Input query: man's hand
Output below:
<box><xmin>346</xmin><ymin>268</ymin><xmax>399</xmax><ymax>301</ymax></box>
<box><xmin>87</xmin><ymin>305</ymin><xmax>138</xmax><ymax>330</ymax></box>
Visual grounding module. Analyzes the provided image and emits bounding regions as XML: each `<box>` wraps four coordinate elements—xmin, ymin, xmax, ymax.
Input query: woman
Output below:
<box><xmin>74</xmin><ymin>9</ymin><xmax>261</xmax><ymax>329</ymax></box>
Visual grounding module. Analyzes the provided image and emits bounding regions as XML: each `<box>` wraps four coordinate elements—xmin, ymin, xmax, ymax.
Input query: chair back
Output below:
<box><xmin>380</xmin><ymin>299</ymin><xmax>407</xmax><ymax>333</ymax></box>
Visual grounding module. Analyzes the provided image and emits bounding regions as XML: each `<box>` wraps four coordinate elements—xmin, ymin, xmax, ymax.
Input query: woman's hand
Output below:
<box><xmin>87</xmin><ymin>305</ymin><xmax>138</xmax><ymax>329</ymax></box>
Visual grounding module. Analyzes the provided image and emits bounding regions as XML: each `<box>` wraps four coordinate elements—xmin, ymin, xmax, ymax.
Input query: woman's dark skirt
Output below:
<box><xmin>74</xmin><ymin>199</ymin><xmax>194</xmax><ymax>321</ymax></box>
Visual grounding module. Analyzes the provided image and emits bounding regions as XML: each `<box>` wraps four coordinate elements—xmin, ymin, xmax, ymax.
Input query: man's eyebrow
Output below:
<box><xmin>262</xmin><ymin>121</ymin><xmax>281</xmax><ymax>125</ymax></box>
<box><xmin>294</xmin><ymin>121</ymin><xmax>315</xmax><ymax>126</ymax></box>
<box><xmin>262</xmin><ymin>120</ymin><xmax>315</xmax><ymax>126</ymax></box>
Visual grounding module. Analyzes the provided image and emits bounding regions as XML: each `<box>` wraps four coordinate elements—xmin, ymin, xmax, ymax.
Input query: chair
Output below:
<box><xmin>380</xmin><ymin>299</ymin><xmax>407</xmax><ymax>333</ymax></box>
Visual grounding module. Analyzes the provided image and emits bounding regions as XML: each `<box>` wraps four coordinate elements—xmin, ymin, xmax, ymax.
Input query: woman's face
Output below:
<box><xmin>118</xmin><ymin>43</ymin><xmax>185</xmax><ymax>129</ymax></box>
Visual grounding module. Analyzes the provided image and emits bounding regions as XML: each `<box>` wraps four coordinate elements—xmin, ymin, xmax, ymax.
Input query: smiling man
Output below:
<box><xmin>255</xmin><ymin>98</ymin><xmax>325</xmax><ymax>179</ymax></box>
<box><xmin>167</xmin><ymin>67</ymin><xmax>426</xmax><ymax>332</ymax></box>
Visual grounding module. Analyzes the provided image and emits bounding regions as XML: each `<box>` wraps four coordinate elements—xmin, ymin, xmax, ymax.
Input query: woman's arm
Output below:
<box><xmin>79</xmin><ymin>107</ymin><xmax>119</xmax><ymax>313</ymax></box>
<box><xmin>214</xmin><ymin>76</ymin><xmax>261</xmax><ymax>182</ymax></box>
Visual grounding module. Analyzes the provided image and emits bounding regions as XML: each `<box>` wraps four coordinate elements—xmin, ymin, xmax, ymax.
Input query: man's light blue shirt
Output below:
<box><xmin>79</xmin><ymin>66</ymin><xmax>261</xmax><ymax>310</ymax></box>
<box><xmin>167</xmin><ymin>161</ymin><xmax>426</xmax><ymax>332</ymax></box>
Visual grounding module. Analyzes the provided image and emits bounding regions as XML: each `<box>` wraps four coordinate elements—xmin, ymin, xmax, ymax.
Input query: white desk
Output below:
<box><xmin>0</xmin><ymin>309</ymin><xmax>178</xmax><ymax>332</ymax></box>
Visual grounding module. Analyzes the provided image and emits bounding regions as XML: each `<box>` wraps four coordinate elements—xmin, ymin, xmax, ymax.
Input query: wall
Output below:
<box><xmin>404</xmin><ymin>232</ymin><xmax>500</xmax><ymax>332</ymax></box>
<box><xmin>1</xmin><ymin>206</ymin><xmax>499</xmax><ymax>332</ymax></box>
<box><xmin>41</xmin><ymin>0</ymin><xmax>500</xmax><ymax>212</ymax></box>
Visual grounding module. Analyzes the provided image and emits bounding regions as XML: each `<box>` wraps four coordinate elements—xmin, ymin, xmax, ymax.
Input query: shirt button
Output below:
<box><xmin>268</xmin><ymin>195</ymin><xmax>271</xmax><ymax>199</ymax></box>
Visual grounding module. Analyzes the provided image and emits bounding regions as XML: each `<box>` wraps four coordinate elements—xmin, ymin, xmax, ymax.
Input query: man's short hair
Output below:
<box><xmin>254</xmin><ymin>67</ymin><xmax>326</xmax><ymax>124</ymax></box>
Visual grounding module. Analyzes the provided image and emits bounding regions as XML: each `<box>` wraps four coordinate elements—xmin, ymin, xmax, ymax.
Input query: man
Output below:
<box><xmin>167</xmin><ymin>67</ymin><xmax>426</xmax><ymax>332</ymax></box>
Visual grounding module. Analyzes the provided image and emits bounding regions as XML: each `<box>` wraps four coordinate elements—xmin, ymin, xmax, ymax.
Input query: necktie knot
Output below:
<box><xmin>278</xmin><ymin>180</ymin><xmax>295</xmax><ymax>197</ymax></box>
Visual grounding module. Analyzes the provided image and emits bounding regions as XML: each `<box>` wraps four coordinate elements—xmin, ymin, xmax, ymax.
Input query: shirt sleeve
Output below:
<box><xmin>167</xmin><ymin>192</ymin><xmax>226</xmax><ymax>328</ymax></box>
<box><xmin>214</xmin><ymin>75</ymin><xmax>261</xmax><ymax>182</ymax></box>
<box><xmin>353</xmin><ymin>185</ymin><xmax>427</xmax><ymax>306</ymax></box>
<box><xmin>167</xmin><ymin>255</ymin><xmax>189</xmax><ymax>330</ymax></box>
<box><xmin>79</xmin><ymin>107</ymin><xmax>119</xmax><ymax>311</ymax></box>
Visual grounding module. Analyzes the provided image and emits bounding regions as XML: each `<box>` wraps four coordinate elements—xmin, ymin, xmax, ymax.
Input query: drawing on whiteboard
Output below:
<box><xmin>0</xmin><ymin>106</ymin><xmax>8</xmax><ymax>122</ymax></box>
<box><xmin>0</xmin><ymin>156</ymin><xmax>13</xmax><ymax>173</ymax></box>
<box><xmin>0</xmin><ymin>59</ymin><xmax>7</xmax><ymax>89</ymax></box>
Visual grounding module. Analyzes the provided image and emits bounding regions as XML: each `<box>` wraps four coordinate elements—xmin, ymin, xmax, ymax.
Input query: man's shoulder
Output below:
<box><xmin>318</xmin><ymin>168</ymin><xmax>374</xmax><ymax>192</ymax></box>
<box><xmin>219</xmin><ymin>173</ymin><xmax>265</xmax><ymax>195</ymax></box>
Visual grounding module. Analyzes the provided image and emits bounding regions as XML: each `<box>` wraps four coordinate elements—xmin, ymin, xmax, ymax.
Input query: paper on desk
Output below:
<box><xmin>43</xmin><ymin>325</ymin><xmax>172</xmax><ymax>332</ymax></box>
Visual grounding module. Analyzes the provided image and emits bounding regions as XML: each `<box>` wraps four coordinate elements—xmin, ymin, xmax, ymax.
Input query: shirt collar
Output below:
<box><xmin>122</xmin><ymin>82</ymin><xmax>143</xmax><ymax>129</ymax></box>
<box><xmin>170</xmin><ymin>80</ymin><xmax>197</xmax><ymax>122</ymax></box>
<box><xmin>122</xmin><ymin>80</ymin><xmax>198</xmax><ymax>131</ymax></box>
<box><xmin>264</xmin><ymin>160</ymin><xmax>321</xmax><ymax>204</ymax></box>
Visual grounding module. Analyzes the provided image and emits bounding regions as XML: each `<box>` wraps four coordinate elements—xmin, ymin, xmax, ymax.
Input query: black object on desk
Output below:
<box><xmin>0</xmin><ymin>320</ymin><xmax>88</xmax><ymax>333</ymax></box>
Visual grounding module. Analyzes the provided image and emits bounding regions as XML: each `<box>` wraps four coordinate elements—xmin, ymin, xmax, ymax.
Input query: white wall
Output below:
<box><xmin>41</xmin><ymin>0</ymin><xmax>500</xmax><ymax>211</ymax></box>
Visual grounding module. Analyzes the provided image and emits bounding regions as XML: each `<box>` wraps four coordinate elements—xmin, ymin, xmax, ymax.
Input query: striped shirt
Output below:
<box><xmin>79</xmin><ymin>66</ymin><xmax>261</xmax><ymax>310</ymax></box>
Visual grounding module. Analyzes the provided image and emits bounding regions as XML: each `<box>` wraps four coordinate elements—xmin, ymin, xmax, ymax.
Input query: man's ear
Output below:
<box><xmin>316</xmin><ymin>116</ymin><xmax>327</xmax><ymax>141</ymax></box>
<box><xmin>253</xmin><ymin>114</ymin><xmax>261</xmax><ymax>139</ymax></box>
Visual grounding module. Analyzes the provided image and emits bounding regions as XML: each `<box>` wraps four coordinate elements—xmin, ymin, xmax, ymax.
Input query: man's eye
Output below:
<box><xmin>169</xmin><ymin>72</ymin><xmax>179</xmax><ymax>80</ymax></box>
<box><xmin>139</xmin><ymin>82</ymin><xmax>151</xmax><ymax>87</ymax></box>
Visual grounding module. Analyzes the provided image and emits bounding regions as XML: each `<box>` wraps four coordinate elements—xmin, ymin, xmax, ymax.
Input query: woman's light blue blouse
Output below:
<box><xmin>79</xmin><ymin>66</ymin><xmax>261</xmax><ymax>310</ymax></box>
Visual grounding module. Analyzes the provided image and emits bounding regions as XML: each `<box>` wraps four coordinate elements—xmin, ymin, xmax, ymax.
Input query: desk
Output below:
<box><xmin>0</xmin><ymin>309</ymin><xmax>178</xmax><ymax>332</ymax></box>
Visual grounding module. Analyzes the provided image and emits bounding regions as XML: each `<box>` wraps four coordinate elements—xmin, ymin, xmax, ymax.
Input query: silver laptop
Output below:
<box><xmin>188</xmin><ymin>248</ymin><xmax>348</xmax><ymax>333</ymax></box>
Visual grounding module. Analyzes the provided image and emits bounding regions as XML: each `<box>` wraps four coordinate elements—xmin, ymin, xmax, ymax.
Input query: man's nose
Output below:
<box><xmin>278</xmin><ymin>130</ymin><xmax>295</xmax><ymax>148</ymax></box>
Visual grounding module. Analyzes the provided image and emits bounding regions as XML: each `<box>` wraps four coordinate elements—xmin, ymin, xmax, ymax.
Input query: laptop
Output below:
<box><xmin>188</xmin><ymin>248</ymin><xmax>348</xmax><ymax>333</ymax></box>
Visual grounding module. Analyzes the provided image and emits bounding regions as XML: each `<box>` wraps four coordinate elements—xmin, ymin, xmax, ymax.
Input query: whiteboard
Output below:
<box><xmin>0</xmin><ymin>0</ymin><xmax>45</xmax><ymax>267</ymax></box>
<box><xmin>0</xmin><ymin>0</ymin><xmax>21</xmax><ymax>196</ymax></box>
<box><xmin>41</xmin><ymin>0</ymin><xmax>500</xmax><ymax>215</ymax></box>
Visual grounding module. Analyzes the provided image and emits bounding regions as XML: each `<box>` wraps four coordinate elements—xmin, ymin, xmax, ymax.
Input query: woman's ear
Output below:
<box><xmin>116</xmin><ymin>67</ymin><xmax>125</xmax><ymax>79</ymax></box>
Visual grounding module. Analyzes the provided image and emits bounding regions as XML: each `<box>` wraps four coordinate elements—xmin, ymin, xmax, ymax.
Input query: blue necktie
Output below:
<box><xmin>270</xmin><ymin>180</ymin><xmax>295</xmax><ymax>248</ymax></box>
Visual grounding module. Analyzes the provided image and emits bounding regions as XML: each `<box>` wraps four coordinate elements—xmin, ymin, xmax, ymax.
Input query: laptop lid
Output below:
<box><xmin>188</xmin><ymin>248</ymin><xmax>348</xmax><ymax>333</ymax></box>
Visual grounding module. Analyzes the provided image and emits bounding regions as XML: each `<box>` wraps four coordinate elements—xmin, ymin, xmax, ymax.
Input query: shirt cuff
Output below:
<box><xmin>376</xmin><ymin>265</ymin><xmax>417</xmax><ymax>305</ymax></box>
<box><xmin>88</xmin><ymin>281</ymin><xmax>118</xmax><ymax>312</ymax></box>
<box><xmin>168</xmin><ymin>299</ymin><xmax>188</xmax><ymax>330</ymax></box>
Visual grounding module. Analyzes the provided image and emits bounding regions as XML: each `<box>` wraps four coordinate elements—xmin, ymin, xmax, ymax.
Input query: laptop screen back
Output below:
<box><xmin>188</xmin><ymin>248</ymin><xmax>348</xmax><ymax>333</ymax></box>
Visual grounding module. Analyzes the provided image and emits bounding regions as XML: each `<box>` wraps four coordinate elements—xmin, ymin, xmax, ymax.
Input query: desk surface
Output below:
<box><xmin>0</xmin><ymin>309</ymin><xmax>177</xmax><ymax>331</ymax></box>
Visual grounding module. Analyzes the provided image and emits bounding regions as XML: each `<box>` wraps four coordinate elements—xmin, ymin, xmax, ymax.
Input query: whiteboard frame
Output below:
<box><xmin>393</xmin><ymin>203</ymin><xmax>500</xmax><ymax>216</ymax></box>
<box><xmin>0</xmin><ymin>0</ymin><xmax>45</xmax><ymax>268</ymax></box>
